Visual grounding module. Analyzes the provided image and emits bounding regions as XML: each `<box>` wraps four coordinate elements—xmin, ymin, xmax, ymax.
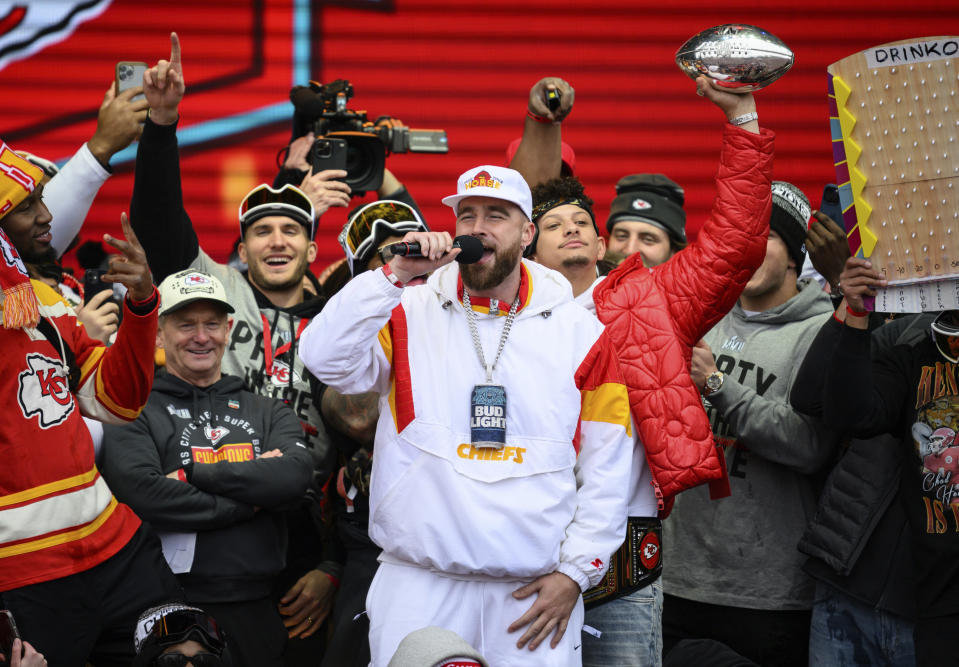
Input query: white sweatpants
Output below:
<box><xmin>367</xmin><ymin>560</ymin><xmax>585</xmax><ymax>667</ymax></box>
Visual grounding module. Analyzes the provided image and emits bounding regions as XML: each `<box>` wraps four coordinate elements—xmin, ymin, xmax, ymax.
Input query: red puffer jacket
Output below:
<box><xmin>594</xmin><ymin>124</ymin><xmax>774</xmax><ymax>517</ymax></box>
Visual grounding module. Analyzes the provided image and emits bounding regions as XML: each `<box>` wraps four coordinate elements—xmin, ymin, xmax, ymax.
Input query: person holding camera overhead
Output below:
<box><xmin>130</xmin><ymin>32</ymin><xmax>340</xmax><ymax>662</ymax></box>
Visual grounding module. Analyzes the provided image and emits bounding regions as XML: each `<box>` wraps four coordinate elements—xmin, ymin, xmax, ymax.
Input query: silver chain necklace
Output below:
<box><xmin>462</xmin><ymin>288</ymin><xmax>520</xmax><ymax>383</ymax></box>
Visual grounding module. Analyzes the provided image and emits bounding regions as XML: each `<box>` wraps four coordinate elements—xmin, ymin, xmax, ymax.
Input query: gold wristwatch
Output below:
<box><xmin>704</xmin><ymin>370</ymin><xmax>724</xmax><ymax>396</ymax></box>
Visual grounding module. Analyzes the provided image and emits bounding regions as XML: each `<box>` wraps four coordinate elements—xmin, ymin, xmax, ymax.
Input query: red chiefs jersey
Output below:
<box><xmin>0</xmin><ymin>280</ymin><xmax>156</xmax><ymax>591</ymax></box>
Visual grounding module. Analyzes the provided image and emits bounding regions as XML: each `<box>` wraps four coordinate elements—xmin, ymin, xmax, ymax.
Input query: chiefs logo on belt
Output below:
<box><xmin>18</xmin><ymin>352</ymin><xmax>75</xmax><ymax>428</ymax></box>
<box><xmin>639</xmin><ymin>531</ymin><xmax>660</xmax><ymax>570</ymax></box>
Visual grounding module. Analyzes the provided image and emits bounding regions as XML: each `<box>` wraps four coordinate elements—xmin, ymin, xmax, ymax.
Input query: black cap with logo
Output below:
<box><xmin>606</xmin><ymin>173</ymin><xmax>686</xmax><ymax>246</ymax></box>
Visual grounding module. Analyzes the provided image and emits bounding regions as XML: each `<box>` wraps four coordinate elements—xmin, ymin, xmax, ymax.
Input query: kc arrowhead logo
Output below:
<box><xmin>640</xmin><ymin>532</ymin><xmax>661</xmax><ymax>570</ymax></box>
<box><xmin>18</xmin><ymin>353</ymin><xmax>75</xmax><ymax>428</ymax></box>
<box><xmin>269</xmin><ymin>360</ymin><xmax>300</xmax><ymax>387</ymax></box>
<box><xmin>204</xmin><ymin>424</ymin><xmax>230</xmax><ymax>446</ymax></box>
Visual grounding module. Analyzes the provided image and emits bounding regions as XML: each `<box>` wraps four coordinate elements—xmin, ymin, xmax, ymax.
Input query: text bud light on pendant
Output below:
<box><xmin>470</xmin><ymin>384</ymin><xmax>507</xmax><ymax>449</ymax></box>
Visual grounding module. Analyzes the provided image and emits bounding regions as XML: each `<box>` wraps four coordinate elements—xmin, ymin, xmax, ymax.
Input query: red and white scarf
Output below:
<box><xmin>0</xmin><ymin>140</ymin><xmax>43</xmax><ymax>328</ymax></box>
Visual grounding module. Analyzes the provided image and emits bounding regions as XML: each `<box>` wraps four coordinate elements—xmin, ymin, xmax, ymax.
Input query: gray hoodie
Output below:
<box><xmin>663</xmin><ymin>279</ymin><xmax>839</xmax><ymax>610</ymax></box>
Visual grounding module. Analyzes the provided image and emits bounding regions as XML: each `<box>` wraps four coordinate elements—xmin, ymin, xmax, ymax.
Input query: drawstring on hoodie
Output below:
<box><xmin>36</xmin><ymin>316</ymin><xmax>80</xmax><ymax>392</ymax></box>
<box><xmin>287</xmin><ymin>311</ymin><xmax>296</xmax><ymax>394</ymax></box>
<box><xmin>188</xmin><ymin>387</ymin><xmax>217</xmax><ymax>429</ymax></box>
<box><xmin>191</xmin><ymin>391</ymin><xmax>200</xmax><ymax>427</ymax></box>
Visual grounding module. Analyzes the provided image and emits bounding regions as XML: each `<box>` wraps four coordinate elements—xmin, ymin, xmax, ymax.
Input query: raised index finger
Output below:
<box><xmin>170</xmin><ymin>32</ymin><xmax>181</xmax><ymax>72</ymax></box>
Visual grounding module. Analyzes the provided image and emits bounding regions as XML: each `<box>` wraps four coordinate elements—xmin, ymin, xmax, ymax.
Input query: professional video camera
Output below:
<box><xmin>290</xmin><ymin>79</ymin><xmax>448</xmax><ymax>193</ymax></box>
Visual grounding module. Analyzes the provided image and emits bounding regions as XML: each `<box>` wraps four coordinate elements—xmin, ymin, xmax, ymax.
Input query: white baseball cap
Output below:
<box><xmin>441</xmin><ymin>165</ymin><xmax>532</xmax><ymax>221</ymax></box>
<box><xmin>158</xmin><ymin>269</ymin><xmax>235</xmax><ymax>317</ymax></box>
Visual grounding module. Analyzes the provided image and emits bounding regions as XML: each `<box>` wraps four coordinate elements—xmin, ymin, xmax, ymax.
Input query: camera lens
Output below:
<box><xmin>345</xmin><ymin>144</ymin><xmax>364</xmax><ymax>172</ymax></box>
<box><xmin>344</xmin><ymin>141</ymin><xmax>379</xmax><ymax>190</ymax></box>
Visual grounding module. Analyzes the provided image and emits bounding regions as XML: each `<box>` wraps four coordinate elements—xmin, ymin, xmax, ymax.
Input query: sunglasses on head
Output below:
<box><xmin>155</xmin><ymin>652</ymin><xmax>222</xmax><ymax>667</ymax></box>
<box><xmin>238</xmin><ymin>184</ymin><xmax>315</xmax><ymax>235</ymax></box>
<box><xmin>339</xmin><ymin>200</ymin><xmax>427</xmax><ymax>267</ymax></box>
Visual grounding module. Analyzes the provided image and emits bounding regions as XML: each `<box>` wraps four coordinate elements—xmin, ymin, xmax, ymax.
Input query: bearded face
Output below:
<box><xmin>454</xmin><ymin>196</ymin><xmax>533</xmax><ymax>295</ymax></box>
<box><xmin>460</xmin><ymin>235</ymin><xmax>523</xmax><ymax>292</ymax></box>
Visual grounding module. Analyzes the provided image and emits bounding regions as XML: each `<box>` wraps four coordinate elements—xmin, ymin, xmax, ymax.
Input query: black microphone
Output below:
<box><xmin>289</xmin><ymin>86</ymin><xmax>327</xmax><ymax>118</ymax></box>
<box><xmin>386</xmin><ymin>235</ymin><xmax>484</xmax><ymax>264</ymax></box>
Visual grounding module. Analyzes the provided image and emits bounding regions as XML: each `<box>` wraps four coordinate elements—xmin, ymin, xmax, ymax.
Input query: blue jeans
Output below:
<box><xmin>581</xmin><ymin>579</ymin><xmax>663</xmax><ymax>667</ymax></box>
<box><xmin>808</xmin><ymin>583</ymin><xmax>915</xmax><ymax>667</ymax></box>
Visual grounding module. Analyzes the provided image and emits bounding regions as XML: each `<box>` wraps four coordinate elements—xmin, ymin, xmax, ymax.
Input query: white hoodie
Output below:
<box><xmin>301</xmin><ymin>259</ymin><xmax>632</xmax><ymax>590</ymax></box>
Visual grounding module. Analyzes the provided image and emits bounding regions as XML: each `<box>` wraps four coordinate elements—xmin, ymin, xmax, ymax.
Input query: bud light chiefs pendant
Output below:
<box><xmin>471</xmin><ymin>384</ymin><xmax>507</xmax><ymax>449</ymax></box>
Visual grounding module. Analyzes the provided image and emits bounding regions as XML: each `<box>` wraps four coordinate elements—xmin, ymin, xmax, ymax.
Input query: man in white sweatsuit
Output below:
<box><xmin>301</xmin><ymin>165</ymin><xmax>632</xmax><ymax>666</ymax></box>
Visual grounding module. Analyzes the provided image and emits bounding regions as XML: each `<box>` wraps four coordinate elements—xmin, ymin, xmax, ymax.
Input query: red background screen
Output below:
<box><xmin>1</xmin><ymin>0</ymin><xmax>957</xmax><ymax>272</ymax></box>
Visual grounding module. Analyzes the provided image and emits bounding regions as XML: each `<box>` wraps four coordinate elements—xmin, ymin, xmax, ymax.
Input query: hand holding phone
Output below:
<box><xmin>818</xmin><ymin>184</ymin><xmax>844</xmax><ymax>228</ymax></box>
<box><xmin>83</xmin><ymin>269</ymin><xmax>114</xmax><ymax>304</ymax></box>
<box><xmin>807</xmin><ymin>184</ymin><xmax>852</xmax><ymax>288</ymax></box>
<box><xmin>309</xmin><ymin>137</ymin><xmax>348</xmax><ymax>174</ymax></box>
<box><xmin>0</xmin><ymin>610</ymin><xmax>20</xmax><ymax>666</ymax></box>
<box><xmin>115</xmin><ymin>62</ymin><xmax>148</xmax><ymax>102</ymax></box>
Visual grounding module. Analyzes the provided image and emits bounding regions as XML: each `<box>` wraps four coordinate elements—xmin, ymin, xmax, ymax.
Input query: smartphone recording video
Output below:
<box><xmin>115</xmin><ymin>61</ymin><xmax>147</xmax><ymax>102</ymax></box>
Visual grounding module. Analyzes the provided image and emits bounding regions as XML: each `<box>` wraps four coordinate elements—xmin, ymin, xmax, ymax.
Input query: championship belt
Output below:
<box><xmin>828</xmin><ymin>36</ymin><xmax>959</xmax><ymax>312</ymax></box>
<box><xmin>582</xmin><ymin>516</ymin><xmax>663</xmax><ymax>609</ymax></box>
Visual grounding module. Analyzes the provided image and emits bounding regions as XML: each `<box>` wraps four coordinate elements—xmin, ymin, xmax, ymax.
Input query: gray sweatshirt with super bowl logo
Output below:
<box><xmin>663</xmin><ymin>279</ymin><xmax>839</xmax><ymax>610</ymax></box>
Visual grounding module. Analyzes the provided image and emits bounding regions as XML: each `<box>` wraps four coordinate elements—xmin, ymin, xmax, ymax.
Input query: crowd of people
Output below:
<box><xmin>1</xmin><ymin>30</ymin><xmax>957</xmax><ymax>667</ymax></box>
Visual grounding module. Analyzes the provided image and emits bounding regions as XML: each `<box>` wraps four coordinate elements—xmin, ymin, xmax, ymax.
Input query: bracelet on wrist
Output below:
<box><xmin>526</xmin><ymin>108</ymin><xmax>554</xmax><ymax>124</ymax></box>
<box><xmin>846</xmin><ymin>304</ymin><xmax>869</xmax><ymax>318</ymax></box>
<box><xmin>728</xmin><ymin>111</ymin><xmax>758</xmax><ymax>126</ymax></box>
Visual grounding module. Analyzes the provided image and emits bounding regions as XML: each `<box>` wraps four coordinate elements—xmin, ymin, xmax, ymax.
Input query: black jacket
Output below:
<box><xmin>130</xmin><ymin>117</ymin><xmax>343</xmax><ymax>583</ymax></box>
<box><xmin>791</xmin><ymin>314</ymin><xmax>934</xmax><ymax>619</ymax></box>
<box><xmin>101</xmin><ymin>372</ymin><xmax>313</xmax><ymax>603</ymax></box>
